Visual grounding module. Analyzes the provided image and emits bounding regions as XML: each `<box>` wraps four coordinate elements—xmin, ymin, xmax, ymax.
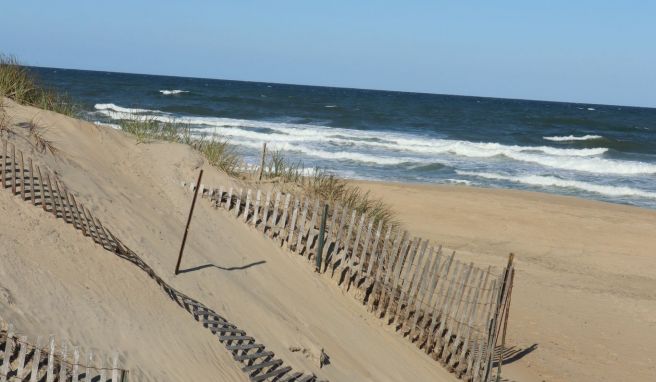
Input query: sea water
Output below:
<box><xmin>31</xmin><ymin>67</ymin><xmax>656</xmax><ymax>209</ymax></box>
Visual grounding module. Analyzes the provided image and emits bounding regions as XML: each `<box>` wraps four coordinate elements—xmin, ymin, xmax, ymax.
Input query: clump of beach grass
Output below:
<box><xmin>26</xmin><ymin>118</ymin><xmax>58</xmax><ymax>156</ymax></box>
<box><xmin>194</xmin><ymin>136</ymin><xmax>242</xmax><ymax>176</ymax></box>
<box><xmin>264</xmin><ymin>149</ymin><xmax>304</xmax><ymax>183</ymax></box>
<box><xmin>0</xmin><ymin>55</ymin><xmax>77</xmax><ymax>117</ymax></box>
<box><xmin>304</xmin><ymin>168</ymin><xmax>398</xmax><ymax>228</ymax></box>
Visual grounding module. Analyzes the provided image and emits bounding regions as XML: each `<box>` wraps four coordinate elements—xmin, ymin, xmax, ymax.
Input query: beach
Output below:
<box><xmin>353</xmin><ymin>180</ymin><xmax>656</xmax><ymax>381</ymax></box>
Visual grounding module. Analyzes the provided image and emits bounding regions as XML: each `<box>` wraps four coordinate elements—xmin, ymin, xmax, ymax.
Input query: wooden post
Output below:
<box><xmin>257</xmin><ymin>143</ymin><xmax>267</xmax><ymax>181</ymax></box>
<box><xmin>28</xmin><ymin>158</ymin><xmax>34</xmax><ymax>205</ymax></box>
<box><xmin>19</xmin><ymin>150</ymin><xmax>25</xmax><ymax>200</ymax></box>
<box><xmin>175</xmin><ymin>170</ymin><xmax>203</xmax><ymax>275</ymax></box>
<box><xmin>493</xmin><ymin>254</ymin><xmax>515</xmax><ymax>382</ymax></box>
<box><xmin>316</xmin><ymin>203</ymin><xmax>329</xmax><ymax>272</ymax></box>
<box><xmin>10</xmin><ymin>144</ymin><xmax>15</xmax><ymax>195</ymax></box>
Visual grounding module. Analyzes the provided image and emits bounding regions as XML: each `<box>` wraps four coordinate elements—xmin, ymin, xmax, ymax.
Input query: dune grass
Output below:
<box><xmin>0</xmin><ymin>55</ymin><xmax>77</xmax><ymax>117</ymax></box>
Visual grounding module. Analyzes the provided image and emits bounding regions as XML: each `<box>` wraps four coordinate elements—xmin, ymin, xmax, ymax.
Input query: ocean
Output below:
<box><xmin>30</xmin><ymin>67</ymin><xmax>656</xmax><ymax>209</ymax></box>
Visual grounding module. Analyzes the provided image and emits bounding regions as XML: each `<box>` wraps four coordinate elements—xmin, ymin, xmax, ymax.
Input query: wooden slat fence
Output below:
<box><xmin>0</xmin><ymin>318</ymin><xmax>127</xmax><ymax>382</ymax></box>
<box><xmin>185</xmin><ymin>180</ymin><xmax>516</xmax><ymax>382</ymax></box>
<box><xmin>0</xmin><ymin>138</ymin><xmax>316</xmax><ymax>382</ymax></box>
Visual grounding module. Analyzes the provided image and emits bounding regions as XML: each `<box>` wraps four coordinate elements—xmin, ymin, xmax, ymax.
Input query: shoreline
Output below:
<box><xmin>352</xmin><ymin>178</ymin><xmax>656</xmax><ymax>381</ymax></box>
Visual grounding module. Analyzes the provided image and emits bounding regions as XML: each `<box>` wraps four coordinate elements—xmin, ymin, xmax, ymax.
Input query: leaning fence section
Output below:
<box><xmin>0</xmin><ymin>317</ymin><xmax>127</xmax><ymax>382</ymax></box>
<box><xmin>0</xmin><ymin>138</ymin><xmax>316</xmax><ymax>382</ymax></box>
<box><xmin>185</xmin><ymin>181</ymin><xmax>516</xmax><ymax>382</ymax></box>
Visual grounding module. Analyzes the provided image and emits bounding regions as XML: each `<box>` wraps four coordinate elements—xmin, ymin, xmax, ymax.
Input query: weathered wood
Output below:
<box><xmin>19</xmin><ymin>150</ymin><xmax>25</xmax><ymax>200</ymax></box>
<box><xmin>258</xmin><ymin>143</ymin><xmax>267</xmax><ymax>181</ymax></box>
<box><xmin>99</xmin><ymin>358</ymin><xmax>106</xmax><ymax>382</ymax></box>
<box><xmin>294</xmin><ymin>199</ymin><xmax>310</xmax><ymax>253</ymax></box>
<box><xmin>46</xmin><ymin>335</ymin><xmax>55</xmax><ymax>382</ymax></box>
<box><xmin>45</xmin><ymin>172</ymin><xmax>57</xmax><ymax>217</ymax></box>
<box><xmin>252</xmin><ymin>189</ymin><xmax>261</xmax><ymax>226</ymax></box>
<box><xmin>85</xmin><ymin>350</ymin><xmax>93</xmax><ymax>382</ymax></box>
<box><xmin>335</xmin><ymin>210</ymin><xmax>357</xmax><ymax>270</ymax></box>
<box><xmin>111</xmin><ymin>352</ymin><xmax>119</xmax><ymax>382</ymax></box>
<box><xmin>438</xmin><ymin>262</ymin><xmax>473</xmax><ymax>360</ymax></box>
<box><xmin>36</xmin><ymin>166</ymin><xmax>46</xmax><ymax>211</ymax></box>
<box><xmin>330</xmin><ymin>206</ymin><xmax>349</xmax><ymax>262</ymax></box>
<box><xmin>1</xmin><ymin>139</ymin><xmax>6</xmax><ymax>188</ymax></box>
<box><xmin>234</xmin><ymin>188</ymin><xmax>242</xmax><ymax>217</ymax></box>
<box><xmin>82</xmin><ymin>207</ymin><xmax>101</xmax><ymax>245</ymax></box>
<box><xmin>71</xmin><ymin>194</ymin><xmax>89</xmax><ymax>236</ymax></box>
<box><xmin>28</xmin><ymin>158</ymin><xmax>35</xmax><ymax>205</ymax></box>
<box><xmin>354</xmin><ymin>219</ymin><xmax>374</xmax><ymax>286</ymax></box>
<box><xmin>403</xmin><ymin>244</ymin><xmax>433</xmax><ymax>330</ymax></box>
<box><xmin>344</xmin><ymin>214</ymin><xmax>366</xmax><ymax>283</ymax></box>
<box><xmin>269</xmin><ymin>192</ymin><xmax>281</xmax><ymax>238</ymax></box>
<box><xmin>367</xmin><ymin>226</ymin><xmax>392</xmax><ymax>311</ymax></box>
<box><xmin>279</xmin><ymin>193</ymin><xmax>291</xmax><ymax>241</ymax></box>
<box><xmin>304</xmin><ymin>200</ymin><xmax>320</xmax><ymax>257</ymax></box>
<box><xmin>426</xmin><ymin>258</ymin><xmax>460</xmax><ymax>353</ymax></box>
<box><xmin>259</xmin><ymin>190</ymin><xmax>270</xmax><ymax>232</ymax></box>
<box><xmin>216</xmin><ymin>186</ymin><xmax>224</xmax><ymax>208</ymax></box>
<box><xmin>10</xmin><ymin>144</ymin><xmax>15</xmax><ymax>195</ymax></box>
<box><xmin>29</xmin><ymin>335</ymin><xmax>42</xmax><ymax>382</ymax></box>
<box><xmin>364</xmin><ymin>221</ymin><xmax>383</xmax><ymax>277</ymax></box>
<box><xmin>16</xmin><ymin>335</ymin><xmax>28</xmax><ymax>379</ymax></box>
<box><xmin>226</xmin><ymin>187</ymin><xmax>233</xmax><ymax>211</ymax></box>
<box><xmin>287</xmin><ymin>197</ymin><xmax>300</xmax><ymax>247</ymax></box>
<box><xmin>376</xmin><ymin>230</ymin><xmax>405</xmax><ymax>315</ymax></box>
<box><xmin>52</xmin><ymin>180</ymin><xmax>67</xmax><ymax>222</ymax></box>
<box><xmin>59</xmin><ymin>340</ymin><xmax>69</xmax><ymax>381</ymax></box>
<box><xmin>72</xmin><ymin>346</ymin><xmax>80</xmax><ymax>382</ymax></box>
<box><xmin>454</xmin><ymin>268</ymin><xmax>487</xmax><ymax>373</ymax></box>
<box><xmin>410</xmin><ymin>247</ymin><xmax>443</xmax><ymax>337</ymax></box>
<box><xmin>383</xmin><ymin>235</ymin><xmax>411</xmax><ymax>319</ymax></box>
<box><xmin>244</xmin><ymin>189</ymin><xmax>251</xmax><ymax>223</ymax></box>
<box><xmin>393</xmin><ymin>238</ymin><xmax>422</xmax><ymax>323</ymax></box>
<box><xmin>0</xmin><ymin>323</ymin><xmax>13</xmax><ymax>382</ymax></box>
<box><xmin>424</xmin><ymin>251</ymin><xmax>456</xmax><ymax>340</ymax></box>
<box><xmin>441</xmin><ymin>264</ymin><xmax>476</xmax><ymax>363</ymax></box>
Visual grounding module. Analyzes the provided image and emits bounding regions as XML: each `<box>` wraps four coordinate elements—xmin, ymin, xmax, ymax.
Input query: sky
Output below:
<box><xmin>1</xmin><ymin>1</ymin><xmax>655</xmax><ymax>108</ymax></box>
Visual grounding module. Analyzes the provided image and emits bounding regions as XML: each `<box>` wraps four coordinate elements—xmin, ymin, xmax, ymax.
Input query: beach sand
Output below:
<box><xmin>352</xmin><ymin>180</ymin><xmax>656</xmax><ymax>381</ymax></box>
<box><xmin>1</xmin><ymin>97</ymin><xmax>654</xmax><ymax>381</ymax></box>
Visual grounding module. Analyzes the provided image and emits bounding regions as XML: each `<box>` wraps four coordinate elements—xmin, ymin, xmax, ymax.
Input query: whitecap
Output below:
<box><xmin>543</xmin><ymin>135</ymin><xmax>603</xmax><ymax>142</ymax></box>
<box><xmin>456</xmin><ymin>171</ymin><xmax>656</xmax><ymax>199</ymax></box>
<box><xmin>159</xmin><ymin>90</ymin><xmax>189</xmax><ymax>95</ymax></box>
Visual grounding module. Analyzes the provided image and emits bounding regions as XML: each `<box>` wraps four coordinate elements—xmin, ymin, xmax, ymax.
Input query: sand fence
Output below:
<box><xmin>0</xmin><ymin>318</ymin><xmax>126</xmax><ymax>382</ymax></box>
<box><xmin>184</xmin><ymin>180</ymin><xmax>516</xmax><ymax>382</ymax></box>
<box><xmin>0</xmin><ymin>138</ymin><xmax>316</xmax><ymax>381</ymax></box>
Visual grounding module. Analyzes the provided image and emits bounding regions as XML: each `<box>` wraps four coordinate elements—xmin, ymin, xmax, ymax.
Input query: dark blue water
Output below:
<box><xmin>31</xmin><ymin>67</ymin><xmax>656</xmax><ymax>209</ymax></box>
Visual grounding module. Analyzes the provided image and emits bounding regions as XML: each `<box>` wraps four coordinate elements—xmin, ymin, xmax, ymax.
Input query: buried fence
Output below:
<box><xmin>185</xmin><ymin>181</ymin><xmax>516</xmax><ymax>382</ymax></box>
<box><xmin>0</xmin><ymin>317</ymin><xmax>127</xmax><ymax>382</ymax></box>
<box><xmin>0</xmin><ymin>138</ymin><xmax>317</xmax><ymax>382</ymax></box>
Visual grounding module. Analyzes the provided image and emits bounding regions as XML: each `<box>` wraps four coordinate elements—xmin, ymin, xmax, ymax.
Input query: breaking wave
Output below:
<box><xmin>543</xmin><ymin>134</ymin><xmax>603</xmax><ymax>142</ymax></box>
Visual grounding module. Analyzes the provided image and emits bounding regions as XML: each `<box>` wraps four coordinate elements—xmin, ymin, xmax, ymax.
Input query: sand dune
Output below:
<box><xmin>0</xmin><ymin>99</ymin><xmax>456</xmax><ymax>381</ymax></box>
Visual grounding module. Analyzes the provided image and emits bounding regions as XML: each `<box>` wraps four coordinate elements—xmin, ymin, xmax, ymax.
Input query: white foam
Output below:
<box><xmin>457</xmin><ymin>171</ymin><xmax>656</xmax><ymax>199</ymax></box>
<box><xmin>159</xmin><ymin>90</ymin><xmax>189</xmax><ymax>95</ymax></box>
<box><xmin>94</xmin><ymin>102</ymin><xmax>656</xmax><ymax>175</ymax></box>
<box><xmin>543</xmin><ymin>135</ymin><xmax>603</xmax><ymax>142</ymax></box>
<box><xmin>444</xmin><ymin>179</ymin><xmax>472</xmax><ymax>186</ymax></box>
<box><xmin>94</xmin><ymin>103</ymin><xmax>152</xmax><ymax>114</ymax></box>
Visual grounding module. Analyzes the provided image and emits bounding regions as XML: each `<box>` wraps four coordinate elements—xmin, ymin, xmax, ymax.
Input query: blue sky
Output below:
<box><xmin>2</xmin><ymin>1</ymin><xmax>655</xmax><ymax>107</ymax></box>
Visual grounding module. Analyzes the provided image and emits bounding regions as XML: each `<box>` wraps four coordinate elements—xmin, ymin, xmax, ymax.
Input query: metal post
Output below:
<box><xmin>257</xmin><ymin>142</ymin><xmax>267</xmax><ymax>181</ymax></box>
<box><xmin>315</xmin><ymin>203</ymin><xmax>329</xmax><ymax>272</ymax></box>
<box><xmin>175</xmin><ymin>169</ymin><xmax>203</xmax><ymax>275</ymax></box>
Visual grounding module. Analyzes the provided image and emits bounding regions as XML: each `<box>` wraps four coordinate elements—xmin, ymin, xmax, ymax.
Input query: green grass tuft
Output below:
<box><xmin>0</xmin><ymin>55</ymin><xmax>78</xmax><ymax>117</ymax></box>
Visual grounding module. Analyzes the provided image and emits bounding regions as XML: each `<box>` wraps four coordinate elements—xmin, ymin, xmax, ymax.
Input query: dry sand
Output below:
<box><xmin>0</xmin><ymin>99</ymin><xmax>457</xmax><ymax>381</ymax></box>
<box><xmin>352</xmin><ymin>180</ymin><xmax>656</xmax><ymax>381</ymax></box>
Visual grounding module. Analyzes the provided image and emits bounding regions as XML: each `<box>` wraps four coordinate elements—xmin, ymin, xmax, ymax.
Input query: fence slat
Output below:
<box><xmin>269</xmin><ymin>192</ymin><xmax>281</xmax><ymax>238</ymax></box>
<box><xmin>344</xmin><ymin>214</ymin><xmax>366</xmax><ymax>285</ymax></box>
<box><xmin>453</xmin><ymin>268</ymin><xmax>486</xmax><ymax>373</ymax></box>
<box><xmin>252</xmin><ymin>189</ymin><xmax>261</xmax><ymax>226</ymax></box>
<box><xmin>215</xmin><ymin>186</ymin><xmax>224</xmax><ymax>208</ymax></box>
<box><xmin>29</xmin><ymin>335</ymin><xmax>42</xmax><ymax>382</ymax></box>
<box><xmin>294</xmin><ymin>199</ymin><xmax>310</xmax><ymax>253</ymax></box>
<box><xmin>304</xmin><ymin>200</ymin><xmax>320</xmax><ymax>257</ymax></box>
<box><xmin>426</xmin><ymin>258</ymin><xmax>460</xmax><ymax>353</ymax></box>
<box><xmin>1</xmin><ymin>139</ymin><xmax>6</xmax><ymax>189</ymax></box>
<box><xmin>411</xmin><ymin>247</ymin><xmax>443</xmax><ymax>338</ymax></box>
<box><xmin>84</xmin><ymin>350</ymin><xmax>93</xmax><ymax>382</ymax></box>
<box><xmin>0</xmin><ymin>323</ymin><xmax>14</xmax><ymax>382</ymax></box>
<box><xmin>393</xmin><ymin>238</ymin><xmax>422</xmax><ymax>323</ymax></box>
<box><xmin>111</xmin><ymin>353</ymin><xmax>119</xmax><ymax>382</ymax></box>
<box><xmin>28</xmin><ymin>158</ymin><xmax>35</xmax><ymax>205</ymax></box>
<box><xmin>226</xmin><ymin>187</ymin><xmax>233</xmax><ymax>211</ymax></box>
<box><xmin>403</xmin><ymin>244</ymin><xmax>433</xmax><ymax>330</ymax></box>
<box><xmin>287</xmin><ymin>197</ymin><xmax>300</xmax><ymax>247</ymax></box>
<box><xmin>278</xmin><ymin>193</ymin><xmax>291</xmax><ymax>241</ymax></box>
<box><xmin>19</xmin><ymin>150</ymin><xmax>25</xmax><ymax>200</ymax></box>
<box><xmin>383</xmin><ymin>236</ymin><xmax>411</xmax><ymax>319</ymax></box>
<box><xmin>441</xmin><ymin>264</ymin><xmax>476</xmax><ymax>363</ymax></box>
<box><xmin>377</xmin><ymin>230</ymin><xmax>406</xmax><ymax>316</ymax></box>
<box><xmin>36</xmin><ymin>166</ymin><xmax>46</xmax><ymax>211</ymax></box>
<box><xmin>234</xmin><ymin>188</ymin><xmax>242</xmax><ymax>218</ymax></box>
<box><xmin>99</xmin><ymin>358</ymin><xmax>106</xmax><ymax>382</ymax></box>
<box><xmin>59</xmin><ymin>340</ymin><xmax>69</xmax><ymax>381</ymax></box>
<box><xmin>366</xmin><ymin>226</ymin><xmax>392</xmax><ymax>311</ymax></box>
<box><xmin>244</xmin><ymin>189</ymin><xmax>251</xmax><ymax>223</ymax></box>
<box><xmin>16</xmin><ymin>335</ymin><xmax>28</xmax><ymax>379</ymax></box>
<box><xmin>10</xmin><ymin>144</ymin><xmax>16</xmax><ymax>195</ymax></box>
<box><xmin>46</xmin><ymin>335</ymin><xmax>55</xmax><ymax>382</ymax></box>
<box><xmin>72</xmin><ymin>347</ymin><xmax>80</xmax><ymax>382</ymax></box>
<box><xmin>261</xmin><ymin>191</ymin><xmax>271</xmax><ymax>233</ymax></box>
<box><xmin>364</xmin><ymin>221</ymin><xmax>383</xmax><ymax>277</ymax></box>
